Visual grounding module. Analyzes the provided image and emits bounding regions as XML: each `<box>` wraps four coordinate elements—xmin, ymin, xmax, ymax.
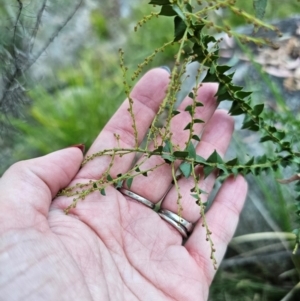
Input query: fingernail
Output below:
<box><xmin>160</xmin><ymin>66</ymin><xmax>171</xmax><ymax>73</ymax></box>
<box><xmin>68</xmin><ymin>144</ymin><xmax>85</xmax><ymax>153</ymax></box>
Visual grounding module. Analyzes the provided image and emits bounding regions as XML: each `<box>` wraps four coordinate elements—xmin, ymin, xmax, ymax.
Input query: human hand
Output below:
<box><xmin>0</xmin><ymin>68</ymin><xmax>247</xmax><ymax>301</ymax></box>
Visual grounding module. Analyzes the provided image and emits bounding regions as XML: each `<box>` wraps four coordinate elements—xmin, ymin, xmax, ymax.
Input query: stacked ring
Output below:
<box><xmin>118</xmin><ymin>188</ymin><xmax>155</xmax><ymax>209</ymax></box>
<box><xmin>158</xmin><ymin>209</ymin><xmax>193</xmax><ymax>238</ymax></box>
<box><xmin>118</xmin><ymin>188</ymin><xmax>194</xmax><ymax>238</ymax></box>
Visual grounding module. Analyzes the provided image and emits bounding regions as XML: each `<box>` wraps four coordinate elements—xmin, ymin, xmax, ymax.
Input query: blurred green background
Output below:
<box><xmin>1</xmin><ymin>0</ymin><xmax>300</xmax><ymax>300</ymax></box>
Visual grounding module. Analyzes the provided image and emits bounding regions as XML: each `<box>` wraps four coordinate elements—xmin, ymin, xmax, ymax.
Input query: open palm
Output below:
<box><xmin>0</xmin><ymin>68</ymin><xmax>247</xmax><ymax>301</ymax></box>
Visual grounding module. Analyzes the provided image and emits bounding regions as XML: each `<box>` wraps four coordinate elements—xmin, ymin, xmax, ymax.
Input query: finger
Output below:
<box><xmin>77</xmin><ymin>68</ymin><xmax>170</xmax><ymax>180</ymax></box>
<box><xmin>0</xmin><ymin>147</ymin><xmax>83</xmax><ymax>231</ymax></box>
<box><xmin>123</xmin><ymin>83</ymin><xmax>218</xmax><ymax>202</ymax></box>
<box><xmin>160</xmin><ymin>110</ymin><xmax>234</xmax><ymax>225</ymax></box>
<box><xmin>184</xmin><ymin>175</ymin><xmax>248</xmax><ymax>284</ymax></box>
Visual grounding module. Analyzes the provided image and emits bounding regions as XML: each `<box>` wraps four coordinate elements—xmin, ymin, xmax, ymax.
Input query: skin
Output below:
<box><xmin>0</xmin><ymin>68</ymin><xmax>247</xmax><ymax>301</ymax></box>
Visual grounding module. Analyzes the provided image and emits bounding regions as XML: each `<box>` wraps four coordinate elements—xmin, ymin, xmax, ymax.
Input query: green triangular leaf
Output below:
<box><xmin>184</xmin><ymin>105</ymin><xmax>193</xmax><ymax>115</ymax></box>
<box><xmin>229</xmin><ymin>84</ymin><xmax>243</xmax><ymax>93</ymax></box>
<box><xmin>115</xmin><ymin>180</ymin><xmax>123</xmax><ymax>189</ymax></box>
<box><xmin>257</xmin><ymin>154</ymin><xmax>267</xmax><ymax>164</ymax></box>
<box><xmin>195</xmin><ymin>155</ymin><xmax>206</xmax><ymax>164</ymax></box>
<box><xmin>203</xmin><ymin>165</ymin><xmax>215</xmax><ymax>178</ymax></box>
<box><xmin>179</xmin><ymin>162</ymin><xmax>192</xmax><ymax>178</ymax></box>
<box><xmin>226</xmin><ymin>157</ymin><xmax>239</xmax><ymax>166</ymax></box>
<box><xmin>163</xmin><ymin>140</ymin><xmax>173</xmax><ymax>153</ymax></box>
<box><xmin>216</xmin><ymin>84</ymin><xmax>227</xmax><ymax>96</ymax></box>
<box><xmin>126</xmin><ymin>177</ymin><xmax>133</xmax><ymax>189</ymax></box>
<box><xmin>207</xmin><ymin>150</ymin><xmax>223</xmax><ymax>164</ymax></box>
<box><xmin>231</xmin><ymin>167</ymin><xmax>239</xmax><ymax>177</ymax></box>
<box><xmin>253</xmin><ymin>0</ymin><xmax>268</xmax><ymax>20</ymax></box>
<box><xmin>192</xmin><ymin>134</ymin><xmax>200</xmax><ymax>141</ymax></box>
<box><xmin>149</xmin><ymin>0</ymin><xmax>171</xmax><ymax>5</ymax></box>
<box><xmin>217</xmin><ymin>73</ymin><xmax>233</xmax><ymax>84</ymax></box>
<box><xmin>216</xmin><ymin>65</ymin><xmax>231</xmax><ymax>73</ymax></box>
<box><xmin>191</xmin><ymin>193</ymin><xmax>200</xmax><ymax>200</ymax></box>
<box><xmin>100</xmin><ymin>188</ymin><xmax>106</xmax><ymax>196</ymax></box>
<box><xmin>159</xmin><ymin>5</ymin><xmax>176</xmax><ymax>16</ymax></box>
<box><xmin>202</xmin><ymin>67</ymin><xmax>218</xmax><ymax>82</ymax></box>
<box><xmin>215</xmin><ymin>84</ymin><xmax>231</xmax><ymax>102</ymax></box>
<box><xmin>245</xmin><ymin>156</ymin><xmax>254</xmax><ymax>166</ymax></box>
<box><xmin>185</xmin><ymin>3</ymin><xmax>193</xmax><ymax>13</ymax></box>
<box><xmin>173</xmin><ymin>151</ymin><xmax>189</xmax><ymax>159</ymax></box>
<box><xmin>253</xmin><ymin>103</ymin><xmax>264</xmax><ymax>116</ymax></box>
<box><xmin>274</xmin><ymin>130</ymin><xmax>286</xmax><ymax>140</ymax></box>
<box><xmin>186</xmin><ymin>141</ymin><xmax>196</xmax><ymax>159</ymax></box>
<box><xmin>198</xmin><ymin>188</ymin><xmax>208</xmax><ymax>194</ymax></box>
<box><xmin>235</xmin><ymin>90</ymin><xmax>252</xmax><ymax>99</ymax></box>
<box><xmin>162</xmin><ymin>153</ymin><xmax>176</xmax><ymax>163</ymax></box>
<box><xmin>242</xmin><ymin>119</ymin><xmax>258</xmax><ymax>131</ymax></box>
<box><xmin>195</xmin><ymin>101</ymin><xmax>204</xmax><ymax>107</ymax></box>
<box><xmin>194</xmin><ymin>119</ymin><xmax>204</xmax><ymax>124</ymax></box>
<box><xmin>153</xmin><ymin>145</ymin><xmax>163</xmax><ymax>154</ymax></box>
<box><xmin>174</xmin><ymin>16</ymin><xmax>187</xmax><ymax>41</ymax></box>
<box><xmin>184</xmin><ymin>122</ymin><xmax>192</xmax><ymax>130</ymax></box>
<box><xmin>216</xmin><ymin>163</ymin><xmax>228</xmax><ymax>176</ymax></box>
<box><xmin>203</xmin><ymin>34</ymin><xmax>216</xmax><ymax>44</ymax></box>
<box><xmin>229</xmin><ymin>101</ymin><xmax>244</xmax><ymax>116</ymax></box>
<box><xmin>267</xmin><ymin>125</ymin><xmax>277</xmax><ymax>133</ymax></box>
<box><xmin>171</xmin><ymin>4</ymin><xmax>186</xmax><ymax>21</ymax></box>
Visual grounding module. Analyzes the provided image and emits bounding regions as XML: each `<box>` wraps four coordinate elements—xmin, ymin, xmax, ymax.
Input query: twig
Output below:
<box><xmin>24</xmin><ymin>0</ymin><xmax>83</xmax><ymax>71</ymax></box>
<box><xmin>0</xmin><ymin>0</ymin><xmax>83</xmax><ymax>112</ymax></box>
<box><xmin>12</xmin><ymin>0</ymin><xmax>23</xmax><ymax>65</ymax></box>
<box><xmin>27</xmin><ymin>0</ymin><xmax>48</xmax><ymax>54</ymax></box>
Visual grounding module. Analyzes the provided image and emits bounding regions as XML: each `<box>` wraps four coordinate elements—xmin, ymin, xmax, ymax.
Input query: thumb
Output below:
<box><xmin>0</xmin><ymin>146</ymin><xmax>83</xmax><ymax>230</ymax></box>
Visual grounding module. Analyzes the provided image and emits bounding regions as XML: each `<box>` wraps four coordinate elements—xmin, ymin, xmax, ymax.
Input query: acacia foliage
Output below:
<box><xmin>58</xmin><ymin>0</ymin><xmax>300</xmax><ymax>261</ymax></box>
<box><xmin>1</xmin><ymin>0</ymin><xmax>300</xmax><ymax>261</ymax></box>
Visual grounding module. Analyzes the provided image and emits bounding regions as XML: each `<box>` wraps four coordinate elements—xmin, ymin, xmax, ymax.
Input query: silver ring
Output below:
<box><xmin>158</xmin><ymin>212</ymin><xmax>188</xmax><ymax>238</ymax></box>
<box><xmin>159</xmin><ymin>209</ymin><xmax>194</xmax><ymax>233</ymax></box>
<box><xmin>119</xmin><ymin>188</ymin><xmax>155</xmax><ymax>209</ymax></box>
